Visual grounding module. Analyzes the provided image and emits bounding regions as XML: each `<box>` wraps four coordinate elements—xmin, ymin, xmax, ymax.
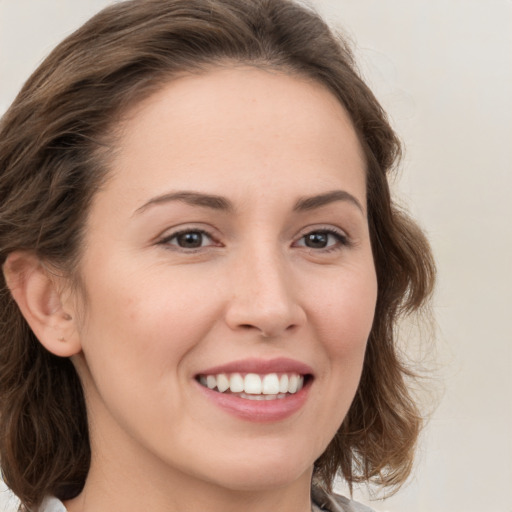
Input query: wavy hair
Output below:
<box><xmin>0</xmin><ymin>0</ymin><xmax>435</xmax><ymax>508</ymax></box>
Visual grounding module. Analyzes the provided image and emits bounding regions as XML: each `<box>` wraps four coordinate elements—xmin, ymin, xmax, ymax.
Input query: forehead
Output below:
<box><xmin>98</xmin><ymin>66</ymin><xmax>367</xmax><ymax>213</ymax></box>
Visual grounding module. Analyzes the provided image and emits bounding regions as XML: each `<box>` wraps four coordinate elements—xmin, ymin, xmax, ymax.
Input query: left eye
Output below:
<box><xmin>164</xmin><ymin>230</ymin><xmax>214</xmax><ymax>249</ymax></box>
<box><xmin>296</xmin><ymin>230</ymin><xmax>346</xmax><ymax>249</ymax></box>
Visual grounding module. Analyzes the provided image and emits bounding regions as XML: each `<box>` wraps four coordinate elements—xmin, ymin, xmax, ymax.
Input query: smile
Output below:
<box><xmin>194</xmin><ymin>358</ymin><xmax>313</xmax><ymax>421</ymax></box>
<box><xmin>197</xmin><ymin>372</ymin><xmax>305</xmax><ymax>400</ymax></box>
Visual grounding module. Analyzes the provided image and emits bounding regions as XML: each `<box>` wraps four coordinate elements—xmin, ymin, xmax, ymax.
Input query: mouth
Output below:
<box><xmin>196</xmin><ymin>372</ymin><xmax>311</xmax><ymax>401</ymax></box>
<box><xmin>194</xmin><ymin>358</ymin><xmax>314</xmax><ymax>421</ymax></box>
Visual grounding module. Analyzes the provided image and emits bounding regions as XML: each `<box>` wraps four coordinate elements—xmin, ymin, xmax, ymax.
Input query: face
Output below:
<box><xmin>70</xmin><ymin>67</ymin><xmax>377</xmax><ymax>495</ymax></box>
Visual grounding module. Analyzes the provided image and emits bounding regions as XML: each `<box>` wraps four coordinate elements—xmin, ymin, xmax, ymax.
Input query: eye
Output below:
<box><xmin>161</xmin><ymin>229</ymin><xmax>216</xmax><ymax>250</ymax></box>
<box><xmin>295</xmin><ymin>229</ymin><xmax>348</xmax><ymax>250</ymax></box>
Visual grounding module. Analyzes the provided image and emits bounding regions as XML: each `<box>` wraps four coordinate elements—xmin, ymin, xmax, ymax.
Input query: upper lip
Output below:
<box><xmin>196</xmin><ymin>357</ymin><xmax>314</xmax><ymax>376</ymax></box>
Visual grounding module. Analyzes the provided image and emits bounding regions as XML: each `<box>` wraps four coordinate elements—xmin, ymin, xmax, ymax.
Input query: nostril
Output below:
<box><xmin>235</xmin><ymin>322</ymin><xmax>299</xmax><ymax>338</ymax></box>
<box><xmin>240</xmin><ymin>324</ymin><xmax>274</xmax><ymax>337</ymax></box>
<box><xmin>226</xmin><ymin>297</ymin><xmax>306</xmax><ymax>338</ymax></box>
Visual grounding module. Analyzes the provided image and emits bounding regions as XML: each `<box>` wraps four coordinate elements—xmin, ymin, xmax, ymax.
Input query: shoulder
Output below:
<box><xmin>312</xmin><ymin>485</ymin><xmax>377</xmax><ymax>512</ymax></box>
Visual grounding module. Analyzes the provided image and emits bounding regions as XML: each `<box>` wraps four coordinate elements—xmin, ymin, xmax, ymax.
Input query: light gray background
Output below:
<box><xmin>1</xmin><ymin>1</ymin><xmax>511</xmax><ymax>511</ymax></box>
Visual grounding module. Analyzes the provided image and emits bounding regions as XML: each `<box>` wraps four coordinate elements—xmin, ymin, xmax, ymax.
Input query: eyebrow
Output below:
<box><xmin>293</xmin><ymin>190</ymin><xmax>365</xmax><ymax>214</ymax></box>
<box><xmin>135</xmin><ymin>191</ymin><xmax>234</xmax><ymax>214</ymax></box>
<box><xmin>135</xmin><ymin>189</ymin><xmax>364</xmax><ymax>216</ymax></box>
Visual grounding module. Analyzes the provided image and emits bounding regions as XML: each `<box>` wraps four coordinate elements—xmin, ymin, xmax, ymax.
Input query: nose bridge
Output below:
<box><xmin>225</xmin><ymin>237</ymin><xmax>304</xmax><ymax>336</ymax></box>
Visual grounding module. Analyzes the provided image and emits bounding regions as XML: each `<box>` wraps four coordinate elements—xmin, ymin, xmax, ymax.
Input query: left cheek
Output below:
<box><xmin>313</xmin><ymin>275</ymin><xmax>376</xmax><ymax>384</ymax></box>
<box><xmin>319</xmin><ymin>276</ymin><xmax>376</xmax><ymax>342</ymax></box>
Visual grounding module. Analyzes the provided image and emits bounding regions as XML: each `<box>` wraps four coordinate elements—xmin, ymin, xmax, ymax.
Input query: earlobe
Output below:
<box><xmin>3</xmin><ymin>251</ymin><xmax>82</xmax><ymax>357</ymax></box>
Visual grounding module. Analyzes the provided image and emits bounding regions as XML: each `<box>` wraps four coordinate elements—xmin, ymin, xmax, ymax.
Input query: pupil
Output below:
<box><xmin>178</xmin><ymin>232</ymin><xmax>203</xmax><ymax>248</ymax></box>
<box><xmin>305</xmin><ymin>232</ymin><xmax>328</xmax><ymax>248</ymax></box>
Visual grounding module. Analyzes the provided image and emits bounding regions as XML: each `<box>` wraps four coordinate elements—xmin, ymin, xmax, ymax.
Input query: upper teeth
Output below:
<box><xmin>199</xmin><ymin>373</ymin><xmax>304</xmax><ymax>395</ymax></box>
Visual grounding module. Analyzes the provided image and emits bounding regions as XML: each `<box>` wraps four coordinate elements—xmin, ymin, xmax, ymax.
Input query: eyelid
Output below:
<box><xmin>292</xmin><ymin>225</ymin><xmax>351</xmax><ymax>250</ymax></box>
<box><xmin>157</xmin><ymin>225</ymin><xmax>222</xmax><ymax>250</ymax></box>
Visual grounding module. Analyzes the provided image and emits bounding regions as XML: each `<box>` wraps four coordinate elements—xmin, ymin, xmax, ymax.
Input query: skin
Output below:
<box><xmin>24</xmin><ymin>67</ymin><xmax>378</xmax><ymax>512</ymax></box>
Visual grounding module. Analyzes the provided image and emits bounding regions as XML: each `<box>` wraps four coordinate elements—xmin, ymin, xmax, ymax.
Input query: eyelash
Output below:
<box><xmin>159</xmin><ymin>228</ymin><xmax>218</xmax><ymax>251</ymax></box>
<box><xmin>293</xmin><ymin>227</ymin><xmax>350</xmax><ymax>252</ymax></box>
<box><xmin>158</xmin><ymin>227</ymin><xmax>350</xmax><ymax>253</ymax></box>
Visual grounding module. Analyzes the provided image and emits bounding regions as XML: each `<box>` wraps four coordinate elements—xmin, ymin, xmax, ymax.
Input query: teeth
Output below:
<box><xmin>239</xmin><ymin>393</ymin><xmax>288</xmax><ymax>400</ymax></box>
<box><xmin>206</xmin><ymin>375</ymin><xmax>216</xmax><ymax>389</ymax></box>
<box><xmin>244</xmin><ymin>373</ymin><xmax>262</xmax><ymax>394</ymax></box>
<box><xmin>229</xmin><ymin>373</ymin><xmax>244</xmax><ymax>393</ymax></box>
<box><xmin>278</xmin><ymin>374</ymin><xmax>289</xmax><ymax>393</ymax></box>
<box><xmin>217</xmin><ymin>373</ymin><xmax>230</xmax><ymax>392</ymax></box>
<box><xmin>288</xmin><ymin>374</ymin><xmax>298</xmax><ymax>393</ymax></box>
<box><xmin>262</xmin><ymin>374</ymin><xmax>280</xmax><ymax>394</ymax></box>
<box><xmin>199</xmin><ymin>372</ymin><xmax>305</xmax><ymax>397</ymax></box>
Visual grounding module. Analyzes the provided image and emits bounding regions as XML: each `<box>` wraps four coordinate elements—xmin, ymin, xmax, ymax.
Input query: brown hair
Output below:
<box><xmin>0</xmin><ymin>0</ymin><xmax>435</xmax><ymax>508</ymax></box>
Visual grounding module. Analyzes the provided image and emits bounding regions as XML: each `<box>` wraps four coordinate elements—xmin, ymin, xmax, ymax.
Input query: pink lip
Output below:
<box><xmin>195</xmin><ymin>380</ymin><xmax>311</xmax><ymax>422</ymax></box>
<box><xmin>196</xmin><ymin>357</ymin><xmax>314</xmax><ymax>376</ymax></box>
<box><xmin>194</xmin><ymin>357</ymin><xmax>314</xmax><ymax>423</ymax></box>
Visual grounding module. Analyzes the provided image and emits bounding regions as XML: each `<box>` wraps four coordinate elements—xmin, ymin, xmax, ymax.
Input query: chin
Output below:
<box><xmin>197</xmin><ymin>443</ymin><xmax>316</xmax><ymax>492</ymax></box>
<box><xmin>213</xmin><ymin>466</ymin><xmax>311</xmax><ymax>493</ymax></box>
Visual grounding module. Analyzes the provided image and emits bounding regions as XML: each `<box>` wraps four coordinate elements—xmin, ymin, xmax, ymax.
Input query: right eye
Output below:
<box><xmin>161</xmin><ymin>229</ymin><xmax>216</xmax><ymax>250</ymax></box>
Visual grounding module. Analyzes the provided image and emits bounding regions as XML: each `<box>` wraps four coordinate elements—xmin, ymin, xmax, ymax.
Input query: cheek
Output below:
<box><xmin>77</xmin><ymin>267</ymin><xmax>222</xmax><ymax>377</ymax></box>
<box><xmin>315</xmin><ymin>266</ymin><xmax>377</xmax><ymax>345</ymax></box>
<box><xmin>309</xmin><ymin>262</ymin><xmax>377</xmax><ymax>396</ymax></box>
<box><xmin>298</xmin><ymin>266</ymin><xmax>377</xmax><ymax>456</ymax></box>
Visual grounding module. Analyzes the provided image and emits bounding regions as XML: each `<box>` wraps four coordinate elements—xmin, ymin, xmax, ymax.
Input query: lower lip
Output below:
<box><xmin>195</xmin><ymin>380</ymin><xmax>311</xmax><ymax>422</ymax></box>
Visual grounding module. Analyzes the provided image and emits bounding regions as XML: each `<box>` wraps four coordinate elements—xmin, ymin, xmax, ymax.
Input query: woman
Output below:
<box><xmin>0</xmin><ymin>1</ymin><xmax>435</xmax><ymax>511</ymax></box>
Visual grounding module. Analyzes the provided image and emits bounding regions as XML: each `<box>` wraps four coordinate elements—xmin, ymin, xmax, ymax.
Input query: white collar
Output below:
<box><xmin>36</xmin><ymin>496</ymin><xmax>67</xmax><ymax>512</ymax></box>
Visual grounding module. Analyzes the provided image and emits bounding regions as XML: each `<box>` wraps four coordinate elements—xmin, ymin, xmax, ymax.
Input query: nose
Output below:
<box><xmin>224</xmin><ymin>246</ymin><xmax>306</xmax><ymax>338</ymax></box>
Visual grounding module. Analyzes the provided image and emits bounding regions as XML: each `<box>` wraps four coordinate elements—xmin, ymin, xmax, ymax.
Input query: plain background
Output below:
<box><xmin>0</xmin><ymin>1</ymin><xmax>511</xmax><ymax>511</ymax></box>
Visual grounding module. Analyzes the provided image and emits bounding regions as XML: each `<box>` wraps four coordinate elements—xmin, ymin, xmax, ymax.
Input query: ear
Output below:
<box><xmin>2</xmin><ymin>251</ymin><xmax>82</xmax><ymax>357</ymax></box>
